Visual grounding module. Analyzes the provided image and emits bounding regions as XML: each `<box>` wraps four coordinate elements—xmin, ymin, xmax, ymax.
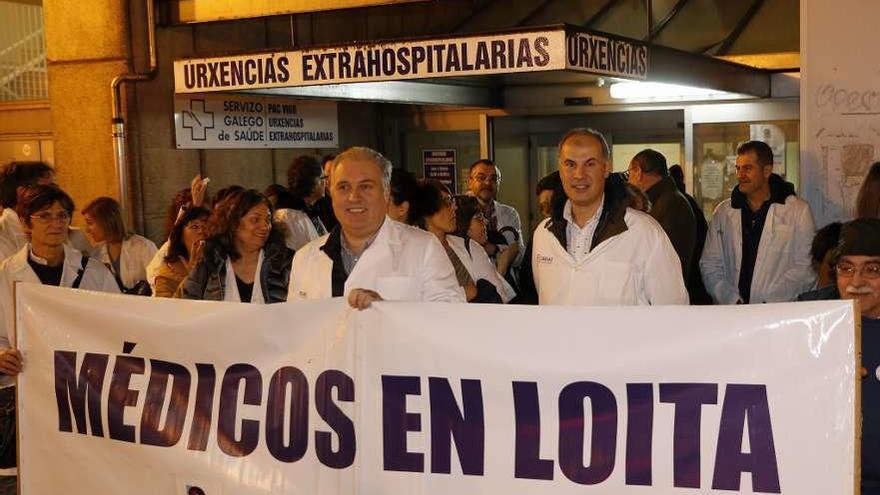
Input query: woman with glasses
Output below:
<box><xmin>152</xmin><ymin>206</ymin><xmax>210</xmax><ymax>298</ymax></box>
<box><xmin>275</xmin><ymin>155</ymin><xmax>328</xmax><ymax>251</ymax></box>
<box><xmin>176</xmin><ymin>189</ymin><xmax>293</xmax><ymax>303</ymax></box>
<box><xmin>0</xmin><ymin>185</ymin><xmax>118</xmax><ymax>494</ymax></box>
<box><xmin>0</xmin><ymin>161</ymin><xmax>93</xmax><ymax>261</ymax></box>
<box><xmin>82</xmin><ymin>197</ymin><xmax>158</xmax><ymax>295</ymax></box>
<box><xmin>414</xmin><ymin>180</ymin><xmax>514</xmax><ymax>303</ymax></box>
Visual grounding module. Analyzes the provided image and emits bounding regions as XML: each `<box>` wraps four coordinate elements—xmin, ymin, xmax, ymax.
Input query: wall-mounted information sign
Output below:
<box><xmin>173</xmin><ymin>94</ymin><xmax>338</xmax><ymax>149</ymax></box>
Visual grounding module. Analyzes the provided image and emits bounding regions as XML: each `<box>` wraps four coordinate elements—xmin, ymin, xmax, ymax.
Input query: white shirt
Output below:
<box><xmin>564</xmin><ymin>197</ymin><xmax>604</xmax><ymax>263</ymax></box>
<box><xmin>275</xmin><ymin>208</ymin><xmax>323</xmax><ymax>251</ymax></box>
<box><xmin>447</xmin><ymin>235</ymin><xmax>516</xmax><ymax>303</ymax></box>
<box><xmin>0</xmin><ymin>209</ymin><xmax>25</xmax><ymax>262</ymax></box>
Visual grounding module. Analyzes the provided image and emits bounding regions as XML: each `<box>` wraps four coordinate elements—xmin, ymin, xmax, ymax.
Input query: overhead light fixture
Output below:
<box><xmin>609</xmin><ymin>81</ymin><xmax>737</xmax><ymax>101</ymax></box>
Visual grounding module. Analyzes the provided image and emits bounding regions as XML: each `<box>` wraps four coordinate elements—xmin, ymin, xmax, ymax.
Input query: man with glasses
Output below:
<box><xmin>0</xmin><ymin>185</ymin><xmax>117</xmax><ymax>494</ymax></box>
<box><xmin>466</xmin><ymin>159</ymin><xmax>523</xmax><ymax>270</ymax></box>
<box><xmin>830</xmin><ymin>219</ymin><xmax>880</xmax><ymax>494</ymax></box>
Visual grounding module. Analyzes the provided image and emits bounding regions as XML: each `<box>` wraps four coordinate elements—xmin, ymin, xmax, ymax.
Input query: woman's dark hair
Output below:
<box><xmin>410</xmin><ymin>180</ymin><xmax>451</xmax><ymax>229</ymax></box>
<box><xmin>0</xmin><ymin>161</ymin><xmax>54</xmax><ymax>208</ymax></box>
<box><xmin>287</xmin><ymin>155</ymin><xmax>323</xmax><ymax>199</ymax></box>
<box><xmin>390</xmin><ymin>168</ymin><xmax>418</xmax><ymax>207</ymax></box>
<box><xmin>536</xmin><ymin>171</ymin><xmax>561</xmax><ymax>195</ymax></box>
<box><xmin>213</xmin><ymin>185</ymin><xmax>245</xmax><ymax>207</ymax></box>
<box><xmin>163</xmin><ymin>188</ymin><xmax>192</xmax><ymax>239</ymax></box>
<box><xmin>856</xmin><ymin>162</ymin><xmax>880</xmax><ymax>219</ymax></box>
<box><xmin>82</xmin><ymin>196</ymin><xmax>128</xmax><ymax>243</ymax></box>
<box><xmin>454</xmin><ymin>195</ymin><xmax>480</xmax><ymax>238</ymax></box>
<box><xmin>810</xmin><ymin>221</ymin><xmax>842</xmax><ymax>268</ymax></box>
<box><xmin>669</xmin><ymin>164</ymin><xmax>686</xmax><ymax>193</ymax></box>
<box><xmin>205</xmin><ymin>189</ymin><xmax>279</xmax><ymax>261</ymax></box>
<box><xmin>264</xmin><ymin>184</ymin><xmax>287</xmax><ymax>202</ymax></box>
<box><xmin>15</xmin><ymin>185</ymin><xmax>74</xmax><ymax>228</ymax></box>
<box><xmin>624</xmin><ymin>183</ymin><xmax>652</xmax><ymax>213</ymax></box>
<box><xmin>165</xmin><ymin>206</ymin><xmax>210</xmax><ymax>263</ymax></box>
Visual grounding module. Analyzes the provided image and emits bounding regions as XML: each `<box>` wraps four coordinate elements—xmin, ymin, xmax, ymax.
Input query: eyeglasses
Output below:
<box><xmin>471</xmin><ymin>174</ymin><xmax>499</xmax><ymax>184</ymax></box>
<box><xmin>835</xmin><ymin>261</ymin><xmax>880</xmax><ymax>279</ymax></box>
<box><xmin>30</xmin><ymin>211</ymin><xmax>71</xmax><ymax>225</ymax></box>
<box><xmin>441</xmin><ymin>195</ymin><xmax>456</xmax><ymax>208</ymax></box>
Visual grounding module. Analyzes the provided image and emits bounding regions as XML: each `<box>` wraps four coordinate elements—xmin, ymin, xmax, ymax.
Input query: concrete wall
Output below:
<box><xmin>42</xmin><ymin>0</ymin><xmax>131</xmax><ymax>226</ymax></box>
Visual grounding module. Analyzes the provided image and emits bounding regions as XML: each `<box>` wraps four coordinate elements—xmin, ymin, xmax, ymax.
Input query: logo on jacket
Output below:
<box><xmin>536</xmin><ymin>254</ymin><xmax>553</xmax><ymax>264</ymax></box>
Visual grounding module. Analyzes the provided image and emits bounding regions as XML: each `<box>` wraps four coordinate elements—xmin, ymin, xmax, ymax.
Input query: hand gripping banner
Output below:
<box><xmin>15</xmin><ymin>284</ymin><xmax>857</xmax><ymax>494</ymax></box>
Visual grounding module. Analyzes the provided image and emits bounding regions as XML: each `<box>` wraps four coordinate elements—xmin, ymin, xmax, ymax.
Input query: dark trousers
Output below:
<box><xmin>0</xmin><ymin>387</ymin><xmax>15</xmax><ymax>495</ymax></box>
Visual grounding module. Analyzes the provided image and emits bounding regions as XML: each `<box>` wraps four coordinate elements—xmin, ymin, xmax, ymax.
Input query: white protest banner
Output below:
<box><xmin>16</xmin><ymin>285</ymin><xmax>856</xmax><ymax>494</ymax></box>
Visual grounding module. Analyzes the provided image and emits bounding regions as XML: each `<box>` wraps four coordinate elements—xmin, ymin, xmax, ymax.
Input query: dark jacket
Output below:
<box><xmin>730</xmin><ymin>173</ymin><xmax>796</xmax><ymax>210</ymax></box>
<box><xmin>176</xmin><ymin>234</ymin><xmax>293</xmax><ymax>303</ymax></box>
<box><xmin>545</xmin><ymin>174</ymin><xmax>631</xmax><ymax>250</ymax></box>
<box><xmin>682</xmin><ymin>191</ymin><xmax>712</xmax><ymax>304</ymax></box>
<box><xmin>796</xmin><ymin>284</ymin><xmax>840</xmax><ymax>301</ymax></box>
<box><xmin>645</xmin><ymin>175</ymin><xmax>696</xmax><ymax>281</ymax></box>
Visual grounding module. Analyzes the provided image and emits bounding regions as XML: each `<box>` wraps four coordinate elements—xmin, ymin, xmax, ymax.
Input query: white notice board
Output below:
<box><xmin>174</xmin><ymin>94</ymin><xmax>338</xmax><ymax>149</ymax></box>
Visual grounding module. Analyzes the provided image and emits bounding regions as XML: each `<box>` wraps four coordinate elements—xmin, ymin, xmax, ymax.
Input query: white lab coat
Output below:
<box><xmin>94</xmin><ymin>234</ymin><xmax>158</xmax><ymax>289</ymax></box>
<box><xmin>0</xmin><ymin>209</ymin><xmax>93</xmax><ymax>261</ymax></box>
<box><xmin>532</xmin><ymin>207</ymin><xmax>688</xmax><ymax>306</ymax></box>
<box><xmin>699</xmin><ymin>195</ymin><xmax>816</xmax><ymax>304</ymax></box>
<box><xmin>446</xmin><ymin>235</ymin><xmax>516</xmax><ymax>303</ymax></box>
<box><xmin>0</xmin><ymin>243</ymin><xmax>119</xmax><ymax>385</ymax></box>
<box><xmin>288</xmin><ymin>218</ymin><xmax>465</xmax><ymax>303</ymax></box>
<box><xmin>0</xmin><ymin>209</ymin><xmax>23</xmax><ymax>262</ymax></box>
<box><xmin>275</xmin><ymin>208</ymin><xmax>321</xmax><ymax>251</ymax></box>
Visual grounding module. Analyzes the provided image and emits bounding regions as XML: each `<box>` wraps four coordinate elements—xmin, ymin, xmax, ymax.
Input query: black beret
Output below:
<box><xmin>835</xmin><ymin>218</ymin><xmax>880</xmax><ymax>258</ymax></box>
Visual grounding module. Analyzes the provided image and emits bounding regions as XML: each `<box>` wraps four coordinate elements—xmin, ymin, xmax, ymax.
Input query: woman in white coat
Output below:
<box><xmin>414</xmin><ymin>180</ymin><xmax>513</xmax><ymax>303</ymax></box>
<box><xmin>0</xmin><ymin>185</ymin><xmax>118</xmax><ymax>493</ymax></box>
<box><xmin>83</xmin><ymin>197</ymin><xmax>158</xmax><ymax>295</ymax></box>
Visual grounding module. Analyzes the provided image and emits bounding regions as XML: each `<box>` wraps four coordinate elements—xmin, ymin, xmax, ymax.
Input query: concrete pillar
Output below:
<box><xmin>42</xmin><ymin>0</ymin><xmax>130</xmax><ymax>223</ymax></box>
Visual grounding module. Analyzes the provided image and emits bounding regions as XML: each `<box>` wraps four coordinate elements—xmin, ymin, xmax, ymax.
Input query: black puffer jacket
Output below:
<box><xmin>176</xmin><ymin>233</ymin><xmax>293</xmax><ymax>303</ymax></box>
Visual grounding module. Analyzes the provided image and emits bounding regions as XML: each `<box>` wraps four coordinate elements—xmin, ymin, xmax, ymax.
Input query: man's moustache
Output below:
<box><xmin>845</xmin><ymin>285</ymin><xmax>875</xmax><ymax>296</ymax></box>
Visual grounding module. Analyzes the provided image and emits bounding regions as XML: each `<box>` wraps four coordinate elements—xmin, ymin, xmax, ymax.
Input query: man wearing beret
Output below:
<box><xmin>832</xmin><ymin>218</ymin><xmax>880</xmax><ymax>494</ymax></box>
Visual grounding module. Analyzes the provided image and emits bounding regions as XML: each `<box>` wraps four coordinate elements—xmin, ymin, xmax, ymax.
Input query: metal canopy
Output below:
<box><xmin>173</xmin><ymin>24</ymin><xmax>770</xmax><ymax>108</ymax></box>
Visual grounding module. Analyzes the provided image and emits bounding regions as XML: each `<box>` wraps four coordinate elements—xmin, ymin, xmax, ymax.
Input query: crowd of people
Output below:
<box><xmin>0</xmin><ymin>128</ymin><xmax>878</xmax><ymax>492</ymax></box>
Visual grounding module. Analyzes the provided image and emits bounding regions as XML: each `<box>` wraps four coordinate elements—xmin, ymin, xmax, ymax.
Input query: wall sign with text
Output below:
<box><xmin>173</xmin><ymin>94</ymin><xmax>338</xmax><ymax>149</ymax></box>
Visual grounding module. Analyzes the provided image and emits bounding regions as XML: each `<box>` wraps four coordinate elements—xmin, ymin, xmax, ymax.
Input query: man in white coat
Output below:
<box><xmin>288</xmin><ymin>147</ymin><xmax>465</xmax><ymax>309</ymax></box>
<box><xmin>531</xmin><ymin>128</ymin><xmax>688</xmax><ymax>306</ymax></box>
<box><xmin>700</xmin><ymin>140</ymin><xmax>816</xmax><ymax>304</ymax></box>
